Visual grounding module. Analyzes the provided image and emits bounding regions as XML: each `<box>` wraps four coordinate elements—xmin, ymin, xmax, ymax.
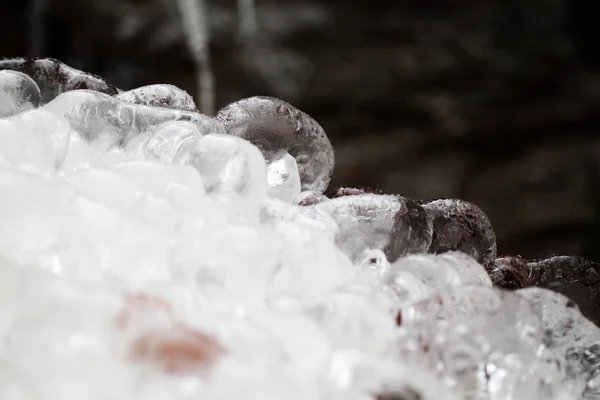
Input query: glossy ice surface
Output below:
<box><xmin>0</xmin><ymin>59</ymin><xmax>597</xmax><ymax>400</ymax></box>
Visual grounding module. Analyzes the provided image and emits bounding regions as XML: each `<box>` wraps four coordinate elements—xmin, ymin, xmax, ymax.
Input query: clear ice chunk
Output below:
<box><xmin>314</xmin><ymin>194</ymin><xmax>432</xmax><ymax>263</ymax></box>
<box><xmin>383</xmin><ymin>252</ymin><xmax>491</xmax><ymax>306</ymax></box>
<box><xmin>421</xmin><ymin>199</ymin><xmax>497</xmax><ymax>266</ymax></box>
<box><xmin>516</xmin><ymin>288</ymin><xmax>600</xmax><ymax>399</ymax></box>
<box><xmin>125</xmin><ymin>120</ymin><xmax>204</xmax><ymax>163</ymax></box>
<box><xmin>0</xmin><ymin>70</ymin><xmax>41</xmax><ymax>118</ymax></box>
<box><xmin>261</xmin><ymin>197</ymin><xmax>339</xmax><ymax>242</ymax></box>
<box><xmin>45</xmin><ymin>90</ymin><xmax>223</xmax><ymax>147</ymax></box>
<box><xmin>490</xmin><ymin>255</ymin><xmax>600</xmax><ymax>327</ymax></box>
<box><xmin>216</xmin><ymin>96</ymin><xmax>334</xmax><ymax>193</ymax></box>
<box><xmin>116</xmin><ymin>84</ymin><xmax>198</xmax><ymax>112</ymax></box>
<box><xmin>396</xmin><ymin>286</ymin><xmax>562</xmax><ymax>400</ymax></box>
<box><xmin>0</xmin><ymin>57</ymin><xmax>118</xmax><ymax>104</ymax></box>
<box><xmin>176</xmin><ymin>134</ymin><xmax>267</xmax><ymax>224</ymax></box>
<box><xmin>267</xmin><ymin>153</ymin><xmax>301</xmax><ymax>203</ymax></box>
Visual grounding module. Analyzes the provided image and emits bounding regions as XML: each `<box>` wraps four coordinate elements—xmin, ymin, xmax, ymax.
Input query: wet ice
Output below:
<box><xmin>0</xmin><ymin>70</ymin><xmax>40</xmax><ymax>118</ymax></box>
<box><xmin>0</xmin><ymin>60</ymin><xmax>597</xmax><ymax>400</ymax></box>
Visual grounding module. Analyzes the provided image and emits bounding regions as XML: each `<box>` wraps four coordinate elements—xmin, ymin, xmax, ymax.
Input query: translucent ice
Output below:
<box><xmin>42</xmin><ymin>90</ymin><xmax>223</xmax><ymax>171</ymax></box>
<box><xmin>261</xmin><ymin>197</ymin><xmax>339</xmax><ymax>241</ymax></box>
<box><xmin>396</xmin><ymin>287</ymin><xmax>563</xmax><ymax>400</ymax></box>
<box><xmin>125</xmin><ymin>120</ymin><xmax>204</xmax><ymax>163</ymax></box>
<box><xmin>0</xmin><ymin>57</ymin><xmax>118</xmax><ymax>104</ymax></box>
<box><xmin>267</xmin><ymin>153</ymin><xmax>301</xmax><ymax>202</ymax></box>
<box><xmin>45</xmin><ymin>90</ymin><xmax>222</xmax><ymax>145</ymax></box>
<box><xmin>516</xmin><ymin>288</ymin><xmax>600</xmax><ymax>399</ymax></box>
<box><xmin>383</xmin><ymin>252</ymin><xmax>492</xmax><ymax>305</ymax></box>
<box><xmin>0</xmin><ymin>70</ymin><xmax>40</xmax><ymax>118</ymax></box>
<box><xmin>116</xmin><ymin>84</ymin><xmax>198</xmax><ymax>112</ymax></box>
<box><xmin>422</xmin><ymin>199</ymin><xmax>497</xmax><ymax>266</ymax></box>
<box><xmin>490</xmin><ymin>256</ymin><xmax>600</xmax><ymax>327</ymax></box>
<box><xmin>314</xmin><ymin>194</ymin><xmax>432</xmax><ymax>263</ymax></box>
<box><xmin>1</xmin><ymin>60</ymin><xmax>599</xmax><ymax>400</ymax></box>
<box><xmin>216</xmin><ymin>96</ymin><xmax>334</xmax><ymax>193</ymax></box>
<box><xmin>176</xmin><ymin>134</ymin><xmax>267</xmax><ymax>223</ymax></box>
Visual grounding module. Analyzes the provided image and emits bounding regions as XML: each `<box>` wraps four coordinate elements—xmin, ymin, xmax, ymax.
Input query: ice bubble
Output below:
<box><xmin>422</xmin><ymin>199</ymin><xmax>497</xmax><ymax>266</ymax></box>
<box><xmin>0</xmin><ymin>70</ymin><xmax>41</xmax><ymax>117</ymax></box>
<box><xmin>176</xmin><ymin>134</ymin><xmax>267</xmax><ymax>223</ymax></box>
<box><xmin>216</xmin><ymin>96</ymin><xmax>334</xmax><ymax>193</ymax></box>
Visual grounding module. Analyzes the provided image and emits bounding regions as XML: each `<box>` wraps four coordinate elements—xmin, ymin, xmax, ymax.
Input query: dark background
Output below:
<box><xmin>2</xmin><ymin>0</ymin><xmax>600</xmax><ymax>260</ymax></box>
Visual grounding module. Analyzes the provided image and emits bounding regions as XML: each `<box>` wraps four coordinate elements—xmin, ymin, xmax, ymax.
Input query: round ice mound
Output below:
<box><xmin>0</xmin><ymin>58</ymin><xmax>598</xmax><ymax>400</ymax></box>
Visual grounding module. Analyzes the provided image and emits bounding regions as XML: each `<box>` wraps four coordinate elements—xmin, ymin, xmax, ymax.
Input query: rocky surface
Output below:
<box><xmin>3</xmin><ymin>0</ymin><xmax>600</xmax><ymax>259</ymax></box>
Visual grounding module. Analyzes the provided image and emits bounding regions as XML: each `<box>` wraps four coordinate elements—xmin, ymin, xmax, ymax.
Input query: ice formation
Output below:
<box><xmin>216</xmin><ymin>95</ymin><xmax>335</xmax><ymax>193</ymax></box>
<box><xmin>116</xmin><ymin>85</ymin><xmax>198</xmax><ymax>113</ymax></box>
<box><xmin>0</xmin><ymin>59</ymin><xmax>598</xmax><ymax>400</ymax></box>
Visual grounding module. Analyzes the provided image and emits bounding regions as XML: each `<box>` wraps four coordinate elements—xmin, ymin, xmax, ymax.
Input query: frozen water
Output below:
<box><xmin>0</xmin><ymin>70</ymin><xmax>40</xmax><ymax>118</ymax></box>
<box><xmin>126</xmin><ymin>120</ymin><xmax>204</xmax><ymax>163</ymax></box>
<box><xmin>516</xmin><ymin>288</ymin><xmax>600</xmax><ymax>399</ymax></box>
<box><xmin>0</xmin><ymin>62</ymin><xmax>598</xmax><ymax>400</ymax></box>
<box><xmin>266</xmin><ymin>153</ymin><xmax>301</xmax><ymax>203</ymax></box>
<box><xmin>45</xmin><ymin>90</ymin><xmax>222</xmax><ymax>145</ymax></box>
<box><xmin>42</xmin><ymin>90</ymin><xmax>223</xmax><ymax>171</ymax></box>
<box><xmin>422</xmin><ymin>199</ymin><xmax>497</xmax><ymax>266</ymax></box>
<box><xmin>314</xmin><ymin>194</ymin><xmax>432</xmax><ymax>263</ymax></box>
<box><xmin>489</xmin><ymin>256</ymin><xmax>600</xmax><ymax>327</ymax></box>
<box><xmin>116</xmin><ymin>84</ymin><xmax>198</xmax><ymax>112</ymax></box>
<box><xmin>261</xmin><ymin>197</ymin><xmax>339</xmax><ymax>241</ymax></box>
<box><xmin>395</xmin><ymin>286</ymin><xmax>566</xmax><ymax>400</ymax></box>
<box><xmin>383</xmin><ymin>252</ymin><xmax>491</xmax><ymax>306</ymax></box>
<box><xmin>0</xmin><ymin>58</ymin><xmax>118</xmax><ymax>104</ymax></box>
<box><xmin>216</xmin><ymin>96</ymin><xmax>334</xmax><ymax>193</ymax></box>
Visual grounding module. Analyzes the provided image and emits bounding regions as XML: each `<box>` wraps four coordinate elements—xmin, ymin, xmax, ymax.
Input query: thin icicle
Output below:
<box><xmin>29</xmin><ymin>0</ymin><xmax>51</xmax><ymax>57</ymax></box>
<box><xmin>237</xmin><ymin>0</ymin><xmax>258</xmax><ymax>42</ymax></box>
<box><xmin>176</xmin><ymin>0</ymin><xmax>215</xmax><ymax>116</ymax></box>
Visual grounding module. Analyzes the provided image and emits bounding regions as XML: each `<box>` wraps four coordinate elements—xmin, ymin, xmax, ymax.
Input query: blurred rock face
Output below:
<box><xmin>4</xmin><ymin>0</ymin><xmax>600</xmax><ymax>258</ymax></box>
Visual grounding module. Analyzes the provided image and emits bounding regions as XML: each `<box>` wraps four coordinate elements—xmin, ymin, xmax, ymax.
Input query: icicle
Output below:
<box><xmin>29</xmin><ymin>0</ymin><xmax>51</xmax><ymax>57</ymax></box>
<box><xmin>176</xmin><ymin>0</ymin><xmax>215</xmax><ymax>116</ymax></box>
